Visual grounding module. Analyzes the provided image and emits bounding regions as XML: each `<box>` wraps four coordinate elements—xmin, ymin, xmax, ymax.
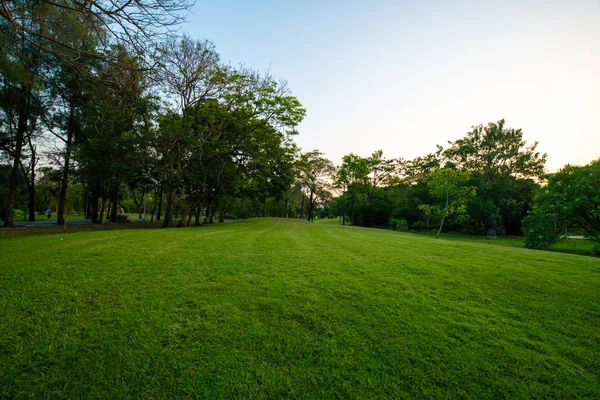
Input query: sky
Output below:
<box><xmin>183</xmin><ymin>0</ymin><xmax>600</xmax><ymax>172</ymax></box>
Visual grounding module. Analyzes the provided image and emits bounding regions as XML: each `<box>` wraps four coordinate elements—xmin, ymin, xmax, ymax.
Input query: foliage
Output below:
<box><xmin>297</xmin><ymin>150</ymin><xmax>334</xmax><ymax>222</ymax></box>
<box><xmin>335</xmin><ymin>153</ymin><xmax>369</xmax><ymax>225</ymax></box>
<box><xmin>444</xmin><ymin>119</ymin><xmax>546</xmax><ymax>230</ymax></box>
<box><xmin>423</xmin><ymin>168</ymin><xmax>476</xmax><ymax>237</ymax></box>
<box><xmin>524</xmin><ymin>159</ymin><xmax>600</xmax><ymax>252</ymax></box>
<box><xmin>0</xmin><ymin>0</ymin><xmax>190</xmax><ymax>66</ymax></box>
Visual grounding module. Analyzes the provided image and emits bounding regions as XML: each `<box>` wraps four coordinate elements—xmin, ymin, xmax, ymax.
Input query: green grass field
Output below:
<box><xmin>1</xmin><ymin>219</ymin><xmax>598</xmax><ymax>398</ymax></box>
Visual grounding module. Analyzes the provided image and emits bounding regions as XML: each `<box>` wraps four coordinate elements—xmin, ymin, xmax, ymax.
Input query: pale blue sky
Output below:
<box><xmin>184</xmin><ymin>0</ymin><xmax>600</xmax><ymax>172</ymax></box>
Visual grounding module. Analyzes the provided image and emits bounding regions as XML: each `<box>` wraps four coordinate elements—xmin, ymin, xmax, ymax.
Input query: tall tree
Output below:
<box><xmin>0</xmin><ymin>0</ymin><xmax>190</xmax><ymax>66</ymax></box>
<box><xmin>76</xmin><ymin>47</ymin><xmax>147</xmax><ymax>223</ymax></box>
<box><xmin>366</xmin><ymin>150</ymin><xmax>399</xmax><ymax>226</ymax></box>
<box><xmin>0</xmin><ymin>2</ymin><xmax>48</xmax><ymax>226</ymax></box>
<box><xmin>336</xmin><ymin>153</ymin><xmax>369</xmax><ymax>225</ymax></box>
<box><xmin>298</xmin><ymin>150</ymin><xmax>334</xmax><ymax>222</ymax></box>
<box><xmin>156</xmin><ymin>36</ymin><xmax>225</xmax><ymax>227</ymax></box>
<box><xmin>443</xmin><ymin>119</ymin><xmax>546</xmax><ymax>233</ymax></box>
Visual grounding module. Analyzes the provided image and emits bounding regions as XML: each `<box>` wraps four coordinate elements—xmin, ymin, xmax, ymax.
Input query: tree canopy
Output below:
<box><xmin>523</xmin><ymin>159</ymin><xmax>600</xmax><ymax>251</ymax></box>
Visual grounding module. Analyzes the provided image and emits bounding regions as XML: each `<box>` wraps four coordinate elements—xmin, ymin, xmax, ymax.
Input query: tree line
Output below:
<box><xmin>1</xmin><ymin>2</ymin><xmax>597</xmax><ymax>252</ymax></box>
<box><xmin>296</xmin><ymin>120</ymin><xmax>598</xmax><ymax>252</ymax></box>
<box><xmin>1</xmin><ymin>0</ymin><xmax>305</xmax><ymax>228</ymax></box>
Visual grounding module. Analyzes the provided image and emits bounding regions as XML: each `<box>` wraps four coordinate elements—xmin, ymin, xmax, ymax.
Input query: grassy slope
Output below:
<box><xmin>1</xmin><ymin>219</ymin><xmax>598</xmax><ymax>399</ymax></box>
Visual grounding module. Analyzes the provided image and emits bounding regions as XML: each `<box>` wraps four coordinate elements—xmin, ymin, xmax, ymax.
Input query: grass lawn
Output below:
<box><xmin>1</xmin><ymin>218</ymin><xmax>598</xmax><ymax>398</ymax></box>
<box><xmin>380</xmin><ymin>225</ymin><xmax>597</xmax><ymax>257</ymax></box>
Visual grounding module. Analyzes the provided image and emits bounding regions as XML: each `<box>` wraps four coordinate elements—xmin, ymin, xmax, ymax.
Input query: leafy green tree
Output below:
<box><xmin>0</xmin><ymin>4</ymin><xmax>48</xmax><ymax>226</ymax></box>
<box><xmin>365</xmin><ymin>150</ymin><xmax>399</xmax><ymax>226</ymax></box>
<box><xmin>424</xmin><ymin>168</ymin><xmax>476</xmax><ymax>238</ymax></box>
<box><xmin>298</xmin><ymin>150</ymin><xmax>334</xmax><ymax>222</ymax></box>
<box><xmin>335</xmin><ymin>153</ymin><xmax>369</xmax><ymax>225</ymax></box>
<box><xmin>444</xmin><ymin>119</ymin><xmax>546</xmax><ymax>233</ymax></box>
<box><xmin>76</xmin><ymin>47</ymin><xmax>148</xmax><ymax>223</ymax></box>
<box><xmin>523</xmin><ymin>159</ymin><xmax>600</xmax><ymax>251</ymax></box>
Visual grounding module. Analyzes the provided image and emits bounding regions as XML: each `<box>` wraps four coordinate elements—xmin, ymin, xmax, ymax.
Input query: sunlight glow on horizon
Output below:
<box><xmin>186</xmin><ymin>0</ymin><xmax>600</xmax><ymax>172</ymax></box>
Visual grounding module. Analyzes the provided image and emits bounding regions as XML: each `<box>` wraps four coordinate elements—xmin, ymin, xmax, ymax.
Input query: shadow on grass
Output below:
<box><xmin>0</xmin><ymin>222</ymin><xmax>164</xmax><ymax>239</ymax></box>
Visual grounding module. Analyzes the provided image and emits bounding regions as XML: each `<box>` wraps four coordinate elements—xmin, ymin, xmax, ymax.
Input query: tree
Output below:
<box><xmin>155</xmin><ymin>36</ymin><xmax>225</xmax><ymax>227</ymax></box>
<box><xmin>298</xmin><ymin>150</ymin><xmax>334</xmax><ymax>222</ymax></box>
<box><xmin>0</xmin><ymin>6</ymin><xmax>47</xmax><ymax>226</ymax></box>
<box><xmin>335</xmin><ymin>153</ymin><xmax>369</xmax><ymax>225</ymax></box>
<box><xmin>444</xmin><ymin>119</ymin><xmax>546</xmax><ymax>233</ymax></box>
<box><xmin>365</xmin><ymin>150</ymin><xmax>399</xmax><ymax>226</ymax></box>
<box><xmin>0</xmin><ymin>0</ymin><xmax>190</xmax><ymax>66</ymax></box>
<box><xmin>523</xmin><ymin>159</ymin><xmax>600</xmax><ymax>252</ymax></box>
<box><xmin>423</xmin><ymin>168</ymin><xmax>476</xmax><ymax>238</ymax></box>
<box><xmin>75</xmin><ymin>47</ymin><xmax>148</xmax><ymax>224</ymax></box>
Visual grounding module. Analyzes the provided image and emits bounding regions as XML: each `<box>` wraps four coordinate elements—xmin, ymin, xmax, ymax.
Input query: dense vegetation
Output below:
<box><xmin>1</xmin><ymin>2</ymin><xmax>598</xmax><ymax>251</ymax></box>
<box><xmin>1</xmin><ymin>219</ymin><xmax>598</xmax><ymax>398</ymax></box>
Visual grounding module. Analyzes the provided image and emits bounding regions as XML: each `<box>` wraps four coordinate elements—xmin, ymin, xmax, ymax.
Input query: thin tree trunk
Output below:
<box><xmin>151</xmin><ymin>186</ymin><xmax>159</xmax><ymax>223</ymax></box>
<box><xmin>436</xmin><ymin>189</ymin><xmax>449</xmax><ymax>238</ymax></box>
<box><xmin>204</xmin><ymin>195</ymin><xmax>212</xmax><ymax>225</ymax></box>
<box><xmin>194</xmin><ymin>205</ymin><xmax>202</xmax><ymax>226</ymax></box>
<box><xmin>57</xmin><ymin>99</ymin><xmax>75</xmax><ymax>225</ymax></box>
<box><xmin>178</xmin><ymin>198</ymin><xmax>198</xmax><ymax>227</ymax></box>
<box><xmin>4</xmin><ymin>102</ymin><xmax>27</xmax><ymax>228</ymax></box>
<box><xmin>157</xmin><ymin>182</ymin><xmax>163</xmax><ymax>221</ymax></box>
<box><xmin>19</xmin><ymin>140</ymin><xmax>36</xmax><ymax>222</ymax></box>
<box><xmin>138</xmin><ymin>192</ymin><xmax>145</xmax><ymax>219</ymax></box>
<box><xmin>98</xmin><ymin>197</ymin><xmax>107</xmax><ymax>225</ymax></box>
<box><xmin>351</xmin><ymin>191</ymin><xmax>357</xmax><ymax>226</ymax></box>
<box><xmin>218</xmin><ymin>202</ymin><xmax>226</xmax><ymax>222</ymax></box>
<box><xmin>27</xmin><ymin>169</ymin><xmax>35</xmax><ymax>222</ymax></box>
<box><xmin>307</xmin><ymin>186</ymin><xmax>315</xmax><ymax>222</ymax></box>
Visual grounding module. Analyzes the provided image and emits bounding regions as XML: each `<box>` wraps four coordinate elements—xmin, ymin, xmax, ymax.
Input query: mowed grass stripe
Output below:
<box><xmin>0</xmin><ymin>218</ymin><xmax>598</xmax><ymax>399</ymax></box>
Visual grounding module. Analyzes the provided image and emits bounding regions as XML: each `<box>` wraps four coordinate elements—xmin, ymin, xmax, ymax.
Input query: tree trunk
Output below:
<box><xmin>194</xmin><ymin>206</ymin><xmax>202</xmax><ymax>226</ymax></box>
<box><xmin>218</xmin><ymin>203</ymin><xmax>226</xmax><ymax>222</ymax></box>
<box><xmin>57</xmin><ymin>99</ymin><xmax>75</xmax><ymax>225</ymax></box>
<box><xmin>178</xmin><ymin>198</ymin><xmax>198</xmax><ymax>227</ymax></box>
<box><xmin>4</xmin><ymin>101</ymin><xmax>27</xmax><ymax>228</ymax></box>
<box><xmin>285</xmin><ymin>198</ymin><xmax>289</xmax><ymax>218</ymax></box>
<box><xmin>138</xmin><ymin>192</ymin><xmax>145</xmax><ymax>219</ymax></box>
<box><xmin>351</xmin><ymin>191</ymin><xmax>356</xmax><ymax>226</ymax></box>
<box><xmin>27</xmin><ymin>173</ymin><xmax>35</xmax><ymax>222</ymax></box>
<box><xmin>203</xmin><ymin>194</ymin><xmax>212</xmax><ymax>225</ymax></box>
<box><xmin>162</xmin><ymin>186</ymin><xmax>176</xmax><ymax>228</ymax></box>
<box><xmin>436</xmin><ymin>189</ymin><xmax>449</xmax><ymax>238</ymax></box>
<box><xmin>19</xmin><ymin>140</ymin><xmax>37</xmax><ymax>222</ymax></box>
<box><xmin>367</xmin><ymin>190</ymin><xmax>374</xmax><ymax>227</ymax></box>
<box><xmin>90</xmin><ymin>193</ymin><xmax>100</xmax><ymax>223</ymax></box>
<box><xmin>307</xmin><ymin>186</ymin><xmax>315</xmax><ymax>222</ymax></box>
<box><xmin>151</xmin><ymin>186</ymin><xmax>159</xmax><ymax>223</ymax></box>
<box><xmin>98</xmin><ymin>197</ymin><xmax>107</xmax><ymax>225</ymax></box>
<box><xmin>110</xmin><ymin>187</ymin><xmax>118</xmax><ymax>222</ymax></box>
<box><xmin>157</xmin><ymin>182</ymin><xmax>163</xmax><ymax>221</ymax></box>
